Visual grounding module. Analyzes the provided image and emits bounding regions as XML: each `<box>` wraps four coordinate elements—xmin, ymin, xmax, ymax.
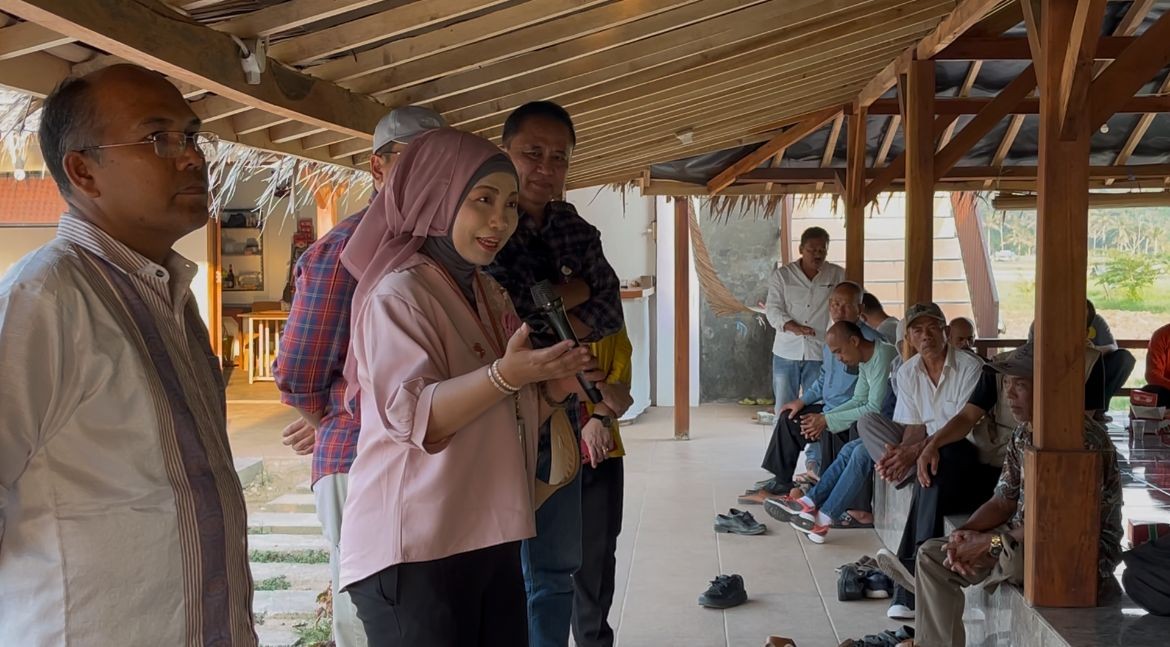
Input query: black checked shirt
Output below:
<box><xmin>487</xmin><ymin>200</ymin><xmax>623</xmax><ymax>347</ymax></box>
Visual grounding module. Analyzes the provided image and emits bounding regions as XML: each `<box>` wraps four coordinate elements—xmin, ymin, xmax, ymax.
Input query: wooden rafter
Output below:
<box><xmin>305</xmin><ymin>0</ymin><xmax>608</xmax><ymax>84</ymax></box>
<box><xmin>266</xmin><ymin>0</ymin><xmax>512</xmax><ymax>66</ymax></box>
<box><xmin>816</xmin><ymin>112</ymin><xmax>845</xmax><ymax>192</ymax></box>
<box><xmin>875</xmin><ymin>115</ymin><xmax>901</xmax><ymax>167</ymax></box>
<box><xmin>215</xmin><ymin>0</ymin><xmax>383</xmax><ymax>38</ymax></box>
<box><xmin>858</xmin><ymin>0</ymin><xmax>1001</xmax><ymax>106</ymax></box>
<box><xmin>864</xmin><ymin>115</ymin><xmax>956</xmax><ymax>203</ymax></box>
<box><xmin>936</xmin><ymin>36</ymin><xmax>1134</xmax><ymax>61</ymax></box>
<box><xmin>938</xmin><ymin>60</ymin><xmax>983</xmax><ymax>149</ymax></box>
<box><xmin>1089</xmin><ymin>8</ymin><xmax>1170</xmax><ymax>130</ymax></box>
<box><xmin>340</xmin><ymin>0</ymin><xmax>687</xmax><ymax>94</ymax></box>
<box><xmin>1055</xmin><ymin>0</ymin><xmax>1107</xmax><ymax>139</ymax></box>
<box><xmin>866</xmin><ymin>94</ymin><xmax>1170</xmax><ymax>115</ymax></box>
<box><xmin>707</xmin><ymin>107</ymin><xmax>842</xmax><ymax>195</ymax></box>
<box><xmin>0</xmin><ymin>20</ymin><xmax>73</xmax><ymax>59</ymax></box>
<box><xmin>985</xmin><ymin>113</ymin><xmax>1025</xmax><ymax>188</ymax></box>
<box><xmin>936</xmin><ymin>65</ymin><xmax>1037</xmax><ymax>177</ymax></box>
<box><xmin>1020</xmin><ymin>0</ymin><xmax>1043</xmax><ymax>80</ymax></box>
<box><xmin>1115</xmin><ymin>0</ymin><xmax>1156</xmax><ymax>37</ymax></box>
<box><xmin>738</xmin><ymin>163</ymin><xmax>1170</xmax><ymax>183</ymax></box>
<box><xmin>0</xmin><ymin>0</ymin><xmax>388</xmax><ymax>139</ymax></box>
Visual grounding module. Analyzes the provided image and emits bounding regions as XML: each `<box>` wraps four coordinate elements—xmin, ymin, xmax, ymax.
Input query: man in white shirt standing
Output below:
<box><xmin>855</xmin><ymin>302</ymin><xmax>984</xmax><ymax>621</ymax></box>
<box><xmin>766</xmin><ymin>227</ymin><xmax>845</xmax><ymax>477</ymax></box>
<box><xmin>766</xmin><ymin>227</ymin><xmax>845</xmax><ymax>406</ymax></box>
<box><xmin>0</xmin><ymin>65</ymin><xmax>255</xmax><ymax>645</ymax></box>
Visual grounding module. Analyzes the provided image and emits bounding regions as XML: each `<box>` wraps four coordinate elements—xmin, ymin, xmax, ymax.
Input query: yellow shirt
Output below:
<box><xmin>586</xmin><ymin>326</ymin><xmax>633</xmax><ymax>458</ymax></box>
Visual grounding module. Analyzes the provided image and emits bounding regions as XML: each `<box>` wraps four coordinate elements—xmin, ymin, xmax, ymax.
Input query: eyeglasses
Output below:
<box><xmin>77</xmin><ymin>131</ymin><xmax>219</xmax><ymax>159</ymax></box>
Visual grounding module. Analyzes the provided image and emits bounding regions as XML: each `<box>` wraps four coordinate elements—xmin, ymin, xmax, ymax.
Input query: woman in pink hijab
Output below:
<box><xmin>336</xmin><ymin>128</ymin><xmax>593</xmax><ymax>646</ymax></box>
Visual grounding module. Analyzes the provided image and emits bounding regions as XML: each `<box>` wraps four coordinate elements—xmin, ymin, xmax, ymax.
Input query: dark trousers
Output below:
<box><xmin>1101</xmin><ymin>350</ymin><xmax>1137</xmax><ymax>406</ymax></box>
<box><xmin>762</xmin><ymin>405</ymin><xmax>853</xmax><ymax>489</ymax></box>
<box><xmin>347</xmin><ymin>542</ymin><xmax>528</xmax><ymax>647</ymax></box>
<box><xmin>896</xmin><ymin>439</ymin><xmax>1002</xmax><ymax>574</ymax></box>
<box><xmin>571</xmin><ymin>457</ymin><xmax>624</xmax><ymax>647</ymax></box>
<box><xmin>1140</xmin><ymin>384</ymin><xmax>1170</xmax><ymax>407</ymax></box>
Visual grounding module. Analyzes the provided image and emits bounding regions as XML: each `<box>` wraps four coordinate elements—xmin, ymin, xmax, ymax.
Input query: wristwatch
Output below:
<box><xmin>988</xmin><ymin>533</ymin><xmax>1004</xmax><ymax>558</ymax></box>
<box><xmin>590</xmin><ymin>413</ymin><xmax>614</xmax><ymax>427</ymax></box>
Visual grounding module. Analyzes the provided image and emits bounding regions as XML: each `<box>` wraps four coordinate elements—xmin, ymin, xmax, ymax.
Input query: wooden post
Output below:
<box><xmin>904</xmin><ymin>59</ymin><xmax>935</xmax><ymax>306</ymax></box>
<box><xmin>674</xmin><ymin>197</ymin><xmax>690</xmax><ymax>440</ymax></box>
<box><xmin>780</xmin><ymin>195</ymin><xmax>793</xmax><ymax>265</ymax></box>
<box><xmin>1026</xmin><ymin>0</ymin><xmax>1101</xmax><ymax>608</ymax></box>
<box><xmin>845</xmin><ymin>104</ymin><xmax>867</xmax><ymax>284</ymax></box>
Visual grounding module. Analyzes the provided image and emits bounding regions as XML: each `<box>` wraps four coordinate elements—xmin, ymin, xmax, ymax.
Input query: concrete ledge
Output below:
<box><xmin>873</xmin><ymin>473</ymin><xmax>914</xmax><ymax>551</ymax></box>
<box><xmin>234</xmin><ymin>457</ymin><xmax>264</xmax><ymax>488</ymax></box>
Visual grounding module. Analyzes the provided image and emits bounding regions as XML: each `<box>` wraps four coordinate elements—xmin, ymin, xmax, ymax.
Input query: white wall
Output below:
<box><xmin>567</xmin><ymin>186</ymin><xmax>657</xmax><ymax>281</ymax></box>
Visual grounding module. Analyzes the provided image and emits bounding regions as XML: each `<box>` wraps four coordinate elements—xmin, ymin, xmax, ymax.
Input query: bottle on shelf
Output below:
<box><xmin>225</xmin><ymin>264</ymin><xmax>236</xmax><ymax>289</ymax></box>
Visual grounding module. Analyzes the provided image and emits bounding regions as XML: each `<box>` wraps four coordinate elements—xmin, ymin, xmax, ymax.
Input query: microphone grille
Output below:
<box><xmin>530</xmin><ymin>280</ymin><xmax>558</xmax><ymax>309</ymax></box>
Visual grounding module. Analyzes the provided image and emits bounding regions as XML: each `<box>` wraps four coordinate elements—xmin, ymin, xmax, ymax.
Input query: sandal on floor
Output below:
<box><xmin>793</xmin><ymin>471</ymin><xmax>819</xmax><ymax>486</ymax></box>
<box><xmin>831</xmin><ymin>512</ymin><xmax>875</xmax><ymax>529</ymax></box>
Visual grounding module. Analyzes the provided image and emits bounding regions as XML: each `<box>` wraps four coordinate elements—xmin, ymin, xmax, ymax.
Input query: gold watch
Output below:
<box><xmin>988</xmin><ymin>533</ymin><xmax>1004</xmax><ymax>558</ymax></box>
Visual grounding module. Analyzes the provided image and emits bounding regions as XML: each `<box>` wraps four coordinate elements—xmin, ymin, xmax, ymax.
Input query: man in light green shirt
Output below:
<box><xmin>765</xmin><ymin>321</ymin><xmax>897</xmax><ymax>542</ymax></box>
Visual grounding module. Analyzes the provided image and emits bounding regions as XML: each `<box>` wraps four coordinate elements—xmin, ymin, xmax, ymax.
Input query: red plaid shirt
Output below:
<box><xmin>274</xmin><ymin>209</ymin><xmax>364</xmax><ymax>485</ymax></box>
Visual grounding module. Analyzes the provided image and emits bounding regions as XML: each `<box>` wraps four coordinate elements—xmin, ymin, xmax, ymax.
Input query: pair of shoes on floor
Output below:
<box><xmin>714</xmin><ymin>508</ymin><xmax>767</xmax><ymax>535</ymax></box>
<box><xmin>838</xmin><ymin>625</ymin><xmax>914</xmax><ymax>647</ymax></box>
<box><xmin>837</xmin><ymin>564</ymin><xmax>894</xmax><ymax>601</ymax></box>
<box><xmin>887</xmin><ymin>586</ymin><xmax>916</xmax><ymax>620</ymax></box>
<box><xmin>698</xmin><ymin>574</ymin><xmax>747</xmax><ymax>609</ymax></box>
<box><xmin>875</xmin><ymin>548</ymin><xmax>916</xmax><ymax>594</ymax></box>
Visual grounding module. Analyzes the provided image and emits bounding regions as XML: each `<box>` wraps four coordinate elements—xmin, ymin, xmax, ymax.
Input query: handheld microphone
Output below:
<box><xmin>530</xmin><ymin>280</ymin><xmax>603</xmax><ymax>404</ymax></box>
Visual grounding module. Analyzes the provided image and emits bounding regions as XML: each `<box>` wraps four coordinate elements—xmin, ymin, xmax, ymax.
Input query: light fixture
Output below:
<box><xmin>1100</xmin><ymin>124</ymin><xmax>1110</xmax><ymax>134</ymax></box>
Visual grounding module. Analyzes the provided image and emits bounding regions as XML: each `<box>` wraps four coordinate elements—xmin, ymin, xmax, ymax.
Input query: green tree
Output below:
<box><xmin>1093</xmin><ymin>252</ymin><xmax>1159</xmax><ymax>302</ymax></box>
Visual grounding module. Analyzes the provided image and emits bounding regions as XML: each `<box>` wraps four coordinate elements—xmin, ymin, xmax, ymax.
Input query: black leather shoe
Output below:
<box><xmin>698</xmin><ymin>574</ymin><xmax>747</xmax><ymax>609</ymax></box>
<box><xmin>714</xmin><ymin>509</ymin><xmax>767</xmax><ymax>535</ymax></box>
<box><xmin>837</xmin><ymin>564</ymin><xmax>865</xmax><ymax>601</ymax></box>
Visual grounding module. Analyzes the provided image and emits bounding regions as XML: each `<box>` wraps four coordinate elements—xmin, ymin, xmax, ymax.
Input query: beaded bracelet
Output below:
<box><xmin>488</xmin><ymin>359</ymin><xmax>520</xmax><ymax>394</ymax></box>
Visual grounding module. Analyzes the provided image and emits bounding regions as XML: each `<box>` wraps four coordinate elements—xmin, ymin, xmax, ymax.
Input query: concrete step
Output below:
<box><xmin>235</xmin><ymin>457</ymin><xmax>264</xmax><ymax>488</ymax></box>
<box><xmin>253</xmin><ymin>590</ymin><xmax>318</xmax><ymax>618</ymax></box>
<box><xmin>248</xmin><ymin>512</ymin><xmax>322</xmax><ymax>535</ymax></box>
<box><xmin>256</xmin><ymin>624</ymin><xmax>300</xmax><ymax>647</ymax></box>
<box><xmin>265</xmin><ymin>493</ymin><xmax>316</xmax><ymax>514</ymax></box>
<box><xmin>250</xmin><ymin>561</ymin><xmax>331</xmax><ymax>590</ymax></box>
<box><xmin>248</xmin><ymin>533</ymin><xmax>329</xmax><ymax>556</ymax></box>
<box><xmin>294</xmin><ymin>479</ymin><xmax>313</xmax><ymax>494</ymax></box>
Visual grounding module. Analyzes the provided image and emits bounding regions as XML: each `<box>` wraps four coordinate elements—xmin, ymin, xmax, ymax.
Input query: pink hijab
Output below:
<box><xmin>340</xmin><ymin>127</ymin><xmax>515</xmax><ymax>406</ymax></box>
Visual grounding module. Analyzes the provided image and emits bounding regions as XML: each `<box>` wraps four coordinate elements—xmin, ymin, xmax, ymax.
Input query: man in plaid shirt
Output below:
<box><xmin>273</xmin><ymin>107</ymin><xmax>444</xmax><ymax>647</ymax></box>
<box><xmin>488</xmin><ymin>101</ymin><xmax>628</xmax><ymax>647</ymax></box>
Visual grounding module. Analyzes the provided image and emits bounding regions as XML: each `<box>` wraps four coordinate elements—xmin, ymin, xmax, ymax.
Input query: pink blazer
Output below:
<box><xmin>339</xmin><ymin>254</ymin><xmax>540</xmax><ymax>589</ymax></box>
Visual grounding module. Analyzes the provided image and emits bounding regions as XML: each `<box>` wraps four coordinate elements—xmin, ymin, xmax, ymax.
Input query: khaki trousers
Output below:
<box><xmin>914</xmin><ymin>534</ymin><xmax>1023</xmax><ymax>647</ymax></box>
<box><xmin>315</xmin><ymin>473</ymin><xmax>367</xmax><ymax>647</ymax></box>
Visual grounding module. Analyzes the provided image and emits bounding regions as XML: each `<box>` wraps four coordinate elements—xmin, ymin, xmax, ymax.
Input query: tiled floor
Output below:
<box><xmin>605</xmin><ymin>405</ymin><xmax>907</xmax><ymax>647</ymax></box>
<box><xmin>223</xmin><ymin>393</ymin><xmax>1170</xmax><ymax>647</ymax></box>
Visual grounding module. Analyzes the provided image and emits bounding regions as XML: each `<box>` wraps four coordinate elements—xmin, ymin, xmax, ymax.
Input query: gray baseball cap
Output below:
<box><xmin>989</xmin><ymin>343</ymin><xmax>1034</xmax><ymax>379</ymax></box>
<box><xmin>372</xmin><ymin>106</ymin><xmax>447</xmax><ymax>154</ymax></box>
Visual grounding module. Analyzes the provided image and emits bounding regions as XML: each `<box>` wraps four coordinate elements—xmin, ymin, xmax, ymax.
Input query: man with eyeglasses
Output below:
<box><xmin>274</xmin><ymin>105</ymin><xmax>444</xmax><ymax>647</ymax></box>
<box><xmin>0</xmin><ymin>64</ymin><xmax>256</xmax><ymax>644</ymax></box>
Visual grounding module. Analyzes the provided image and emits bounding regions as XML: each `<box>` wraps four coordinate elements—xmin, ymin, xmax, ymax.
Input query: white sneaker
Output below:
<box><xmin>887</xmin><ymin>604</ymin><xmax>915</xmax><ymax>620</ymax></box>
<box><xmin>876</xmin><ymin>548</ymin><xmax>916</xmax><ymax>594</ymax></box>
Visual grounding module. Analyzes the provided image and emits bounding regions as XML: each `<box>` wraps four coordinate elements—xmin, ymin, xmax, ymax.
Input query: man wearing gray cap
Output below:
<box><xmin>274</xmin><ymin>106</ymin><xmax>445</xmax><ymax>647</ymax></box>
<box><xmin>896</xmin><ymin>343</ymin><xmax>1121</xmax><ymax>647</ymax></box>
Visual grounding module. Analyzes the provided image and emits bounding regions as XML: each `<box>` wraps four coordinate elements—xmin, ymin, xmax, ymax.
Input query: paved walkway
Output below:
<box><xmin>229</xmin><ymin>399</ymin><xmax>904</xmax><ymax>646</ymax></box>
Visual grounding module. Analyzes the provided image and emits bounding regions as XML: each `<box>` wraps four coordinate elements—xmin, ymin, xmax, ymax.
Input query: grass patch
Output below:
<box><xmin>254</xmin><ymin>575</ymin><xmax>291</xmax><ymax>591</ymax></box>
<box><xmin>249</xmin><ymin>549</ymin><xmax>329</xmax><ymax>564</ymax></box>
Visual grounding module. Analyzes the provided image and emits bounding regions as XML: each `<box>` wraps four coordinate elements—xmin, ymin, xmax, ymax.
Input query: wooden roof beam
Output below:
<box><xmin>1089</xmin><ymin>7</ymin><xmax>1170</xmax><ymax>130</ymax></box>
<box><xmin>0</xmin><ymin>20</ymin><xmax>73</xmax><ymax>59</ymax></box>
<box><xmin>858</xmin><ymin>0</ymin><xmax>1001</xmax><ymax>106</ymax></box>
<box><xmin>936</xmin><ymin>65</ymin><xmax>1036</xmax><ymax>177</ymax></box>
<box><xmin>1056</xmin><ymin>0</ymin><xmax>1108</xmax><ymax>140</ymax></box>
<box><xmin>738</xmin><ymin>164</ymin><xmax>1170</xmax><ymax>183</ymax></box>
<box><xmin>935</xmin><ymin>36</ymin><xmax>1135</xmax><ymax>60</ymax></box>
<box><xmin>0</xmin><ymin>0</ymin><xmax>390</xmax><ymax>139</ymax></box>
<box><xmin>305</xmin><ymin>0</ymin><xmax>609</xmax><ymax>84</ymax></box>
<box><xmin>215</xmin><ymin>0</ymin><xmax>383</xmax><ymax>38</ymax></box>
<box><xmin>267</xmin><ymin>0</ymin><xmax>511</xmax><ymax>66</ymax></box>
<box><xmin>867</xmin><ymin>94</ymin><xmax>1170</xmax><ymax>115</ymax></box>
<box><xmin>706</xmin><ymin>107</ymin><xmax>841</xmax><ymax>195</ymax></box>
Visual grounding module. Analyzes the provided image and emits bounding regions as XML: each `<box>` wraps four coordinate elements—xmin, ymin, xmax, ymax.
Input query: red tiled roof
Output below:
<box><xmin>0</xmin><ymin>176</ymin><xmax>65</xmax><ymax>224</ymax></box>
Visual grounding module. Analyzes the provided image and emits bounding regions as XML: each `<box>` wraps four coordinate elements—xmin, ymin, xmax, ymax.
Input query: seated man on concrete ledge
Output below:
<box><xmin>763</xmin><ymin>321</ymin><xmax>896</xmax><ymax>542</ymax></box>
<box><xmin>888</xmin><ymin>343</ymin><xmax>1122</xmax><ymax>647</ymax></box>
<box><xmin>741</xmin><ymin>282</ymin><xmax>883</xmax><ymax>504</ymax></box>
<box><xmin>855</xmin><ymin>303</ymin><xmax>984</xmax><ymax>619</ymax></box>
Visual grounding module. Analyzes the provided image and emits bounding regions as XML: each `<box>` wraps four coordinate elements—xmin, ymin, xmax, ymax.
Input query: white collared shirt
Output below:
<box><xmin>893</xmin><ymin>345</ymin><xmax>984</xmax><ymax>436</ymax></box>
<box><xmin>765</xmin><ymin>260</ymin><xmax>845</xmax><ymax>360</ymax></box>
